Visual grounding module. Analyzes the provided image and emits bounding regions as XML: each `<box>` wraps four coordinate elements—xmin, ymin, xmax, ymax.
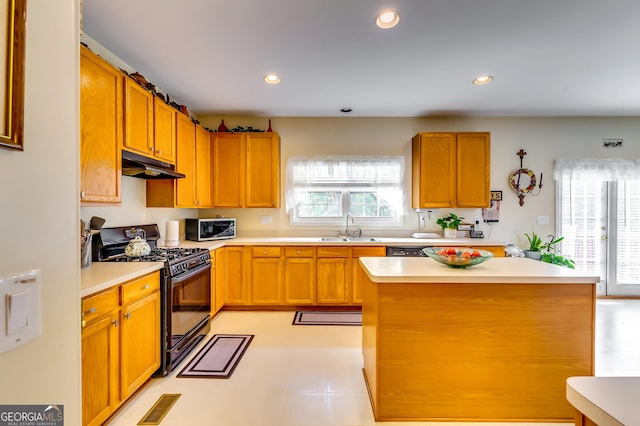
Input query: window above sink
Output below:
<box><xmin>286</xmin><ymin>156</ymin><xmax>405</xmax><ymax>227</ymax></box>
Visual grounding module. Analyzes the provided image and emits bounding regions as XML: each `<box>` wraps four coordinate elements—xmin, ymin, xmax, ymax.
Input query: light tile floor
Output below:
<box><xmin>107</xmin><ymin>299</ymin><xmax>640</xmax><ymax>426</ymax></box>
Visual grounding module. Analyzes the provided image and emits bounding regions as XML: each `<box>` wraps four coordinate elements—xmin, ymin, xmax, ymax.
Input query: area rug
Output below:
<box><xmin>177</xmin><ymin>334</ymin><xmax>254</xmax><ymax>379</ymax></box>
<box><xmin>292</xmin><ymin>310</ymin><xmax>362</xmax><ymax>326</ymax></box>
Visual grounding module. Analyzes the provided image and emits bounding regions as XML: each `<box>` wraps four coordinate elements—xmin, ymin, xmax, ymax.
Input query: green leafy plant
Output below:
<box><xmin>524</xmin><ymin>230</ymin><xmax>543</xmax><ymax>252</ymax></box>
<box><xmin>540</xmin><ymin>234</ymin><xmax>575</xmax><ymax>268</ymax></box>
<box><xmin>541</xmin><ymin>252</ymin><xmax>576</xmax><ymax>269</ymax></box>
<box><xmin>436</xmin><ymin>213</ymin><xmax>464</xmax><ymax>230</ymax></box>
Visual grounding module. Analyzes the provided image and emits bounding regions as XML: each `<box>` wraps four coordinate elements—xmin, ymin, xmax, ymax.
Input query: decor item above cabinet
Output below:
<box><xmin>80</xmin><ymin>45</ymin><xmax>122</xmax><ymax>204</ymax></box>
<box><xmin>212</xmin><ymin>132</ymin><xmax>281</xmax><ymax>208</ymax></box>
<box><xmin>411</xmin><ymin>132</ymin><xmax>490</xmax><ymax>209</ymax></box>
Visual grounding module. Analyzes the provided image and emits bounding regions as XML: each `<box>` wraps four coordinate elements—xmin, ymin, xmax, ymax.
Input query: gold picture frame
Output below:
<box><xmin>0</xmin><ymin>0</ymin><xmax>26</xmax><ymax>151</ymax></box>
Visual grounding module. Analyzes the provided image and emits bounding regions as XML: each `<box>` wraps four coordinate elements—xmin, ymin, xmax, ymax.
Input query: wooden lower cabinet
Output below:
<box><xmin>316</xmin><ymin>247</ymin><xmax>351</xmax><ymax>304</ymax></box>
<box><xmin>120</xmin><ymin>291</ymin><xmax>160</xmax><ymax>399</ymax></box>
<box><xmin>81</xmin><ymin>272</ymin><xmax>160</xmax><ymax>426</ymax></box>
<box><xmin>251</xmin><ymin>247</ymin><xmax>283</xmax><ymax>304</ymax></box>
<box><xmin>352</xmin><ymin>247</ymin><xmax>386</xmax><ymax>303</ymax></box>
<box><xmin>284</xmin><ymin>247</ymin><xmax>315</xmax><ymax>304</ymax></box>
<box><xmin>82</xmin><ymin>311</ymin><xmax>119</xmax><ymax>426</ymax></box>
<box><xmin>213</xmin><ymin>247</ymin><xmax>226</xmax><ymax>313</ymax></box>
<box><xmin>218</xmin><ymin>244</ymin><xmax>505</xmax><ymax>309</ymax></box>
<box><xmin>224</xmin><ymin>246</ymin><xmax>248</xmax><ymax>305</ymax></box>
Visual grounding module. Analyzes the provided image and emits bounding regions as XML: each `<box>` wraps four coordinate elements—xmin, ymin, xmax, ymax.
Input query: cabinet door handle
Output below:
<box><xmin>124</xmin><ymin>312</ymin><xmax>131</xmax><ymax>320</ymax></box>
<box><xmin>85</xmin><ymin>307</ymin><xmax>96</xmax><ymax>314</ymax></box>
<box><xmin>112</xmin><ymin>319</ymin><xmax>119</xmax><ymax>327</ymax></box>
<box><xmin>263</xmin><ymin>251</ymin><xmax>268</xmax><ymax>255</ymax></box>
<box><xmin>296</xmin><ymin>251</ymin><xmax>301</xmax><ymax>255</ymax></box>
<box><xmin>142</xmin><ymin>284</ymin><xmax>149</xmax><ymax>290</ymax></box>
<box><xmin>156</xmin><ymin>150</ymin><xmax>162</xmax><ymax>155</ymax></box>
<box><xmin>80</xmin><ymin>191</ymin><xmax>86</xmax><ymax>199</ymax></box>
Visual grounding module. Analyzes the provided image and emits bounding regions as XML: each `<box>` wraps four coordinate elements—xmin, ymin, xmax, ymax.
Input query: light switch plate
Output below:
<box><xmin>0</xmin><ymin>270</ymin><xmax>41</xmax><ymax>354</ymax></box>
<box><xmin>537</xmin><ymin>215</ymin><xmax>550</xmax><ymax>225</ymax></box>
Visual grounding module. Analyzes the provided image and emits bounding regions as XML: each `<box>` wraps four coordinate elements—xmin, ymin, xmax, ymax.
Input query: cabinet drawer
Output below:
<box><xmin>252</xmin><ymin>247</ymin><xmax>282</xmax><ymax>257</ymax></box>
<box><xmin>82</xmin><ymin>287</ymin><xmax>119</xmax><ymax>325</ymax></box>
<box><xmin>121</xmin><ymin>271</ymin><xmax>160</xmax><ymax>305</ymax></box>
<box><xmin>316</xmin><ymin>247</ymin><xmax>350</xmax><ymax>258</ymax></box>
<box><xmin>352</xmin><ymin>246</ymin><xmax>386</xmax><ymax>257</ymax></box>
<box><xmin>285</xmin><ymin>247</ymin><xmax>313</xmax><ymax>258</ymax></box>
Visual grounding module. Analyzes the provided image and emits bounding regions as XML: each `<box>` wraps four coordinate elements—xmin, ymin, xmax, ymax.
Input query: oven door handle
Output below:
<box><xmin>169</xmin><ymin>261</ymin><xmax>211</xmax><ymax>285</ymax></box>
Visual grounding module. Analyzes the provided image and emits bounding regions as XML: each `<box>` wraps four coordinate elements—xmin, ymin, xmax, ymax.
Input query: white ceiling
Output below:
<box><xmin>82</xmin><ymin>0</ymin><xmax>640</xmax><ymax>117</ymax></box>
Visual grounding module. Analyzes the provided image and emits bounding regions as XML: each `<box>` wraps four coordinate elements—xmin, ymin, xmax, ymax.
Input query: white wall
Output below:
<box><xmin>0</xmin><ymin>0</ymin><xmax>81</xmax><ymax>424</ymax></box>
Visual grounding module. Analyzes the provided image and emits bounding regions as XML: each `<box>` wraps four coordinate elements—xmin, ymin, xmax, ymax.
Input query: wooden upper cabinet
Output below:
<box><xmin>194</xmin><ymin>125</ymin><xmax>213</xmax><ymax>207</ymax></box>
<box><xmin>124</xmin><ymin>77</ymin><xmax>154</xmax><ymax>157</ymax></box>
<box><xmin>212</xmin><ymin>133</ymin><xmax>244</xmax><ymax>207</ymax></box>
<box><xmin>146</xmin><ymin>115</ymin><xmax>212</xmax><ymax>208</ymax></box>
<box><xmin>246</xmin><ymin>133</ymin><xmax>280</xmax><ymax>207</ymax></box>
<box><xmin>412</xmin><ymin>133</ymin><xmax>456</xmax><ymax>209</ymax></box>
<box><xmin>212</xmin><ymin>132</ymin><xmax>280</xmax><ymax>208</ymax></box>
<box><xmin>80</xmin><ymin>45</ymin><xmax>122</xmax><ymax>204</ymax></box>
<box><xmin>412</xmin><ymin>132</ymin><xmax>490</xmax><ymax>209</ymax></box>
<box><xmin>153</xmin><ymin>98</ymin><xmax>176</xmax><ymax>164</ymax></box>
<box><xmin>456</xmin><ymin>133</ymin><xmax>490</xmax><ymax>207</ymax></box>
<box><xmin>175</xmin><ymin>113</ymin><xmax>196</xmax><ymax>207</ymax></box>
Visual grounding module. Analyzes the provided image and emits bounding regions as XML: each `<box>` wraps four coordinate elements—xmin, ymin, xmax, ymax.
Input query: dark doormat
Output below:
<box><xmin>177</xmin><ymin>334</ymin><xmax>254</xmax><ymax>379</ymax></box>
<box><xmin>292</xmin><ymin>310</ymin><xmax>362</xmax><ymax>326</ymax></box>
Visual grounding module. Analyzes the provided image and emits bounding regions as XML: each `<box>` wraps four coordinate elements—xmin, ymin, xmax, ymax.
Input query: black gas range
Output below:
<box><xmin>96</xmin><ymin>224</ymin><xmax>212</xmax><ymax>376</ymax></box>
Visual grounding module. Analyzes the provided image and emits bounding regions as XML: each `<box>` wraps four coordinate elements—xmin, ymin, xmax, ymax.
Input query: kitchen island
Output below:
<box><xmin>358</xmin><ymin>257</ymin><xmax>599</xmax><ymax>423</ymax></box>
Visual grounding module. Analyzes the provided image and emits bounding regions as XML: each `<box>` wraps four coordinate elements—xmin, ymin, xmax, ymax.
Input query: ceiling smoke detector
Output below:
<box><xmin>376</xmin><ymin>11</ymin><xmax>400</xmax><ymax>29</ymax></box>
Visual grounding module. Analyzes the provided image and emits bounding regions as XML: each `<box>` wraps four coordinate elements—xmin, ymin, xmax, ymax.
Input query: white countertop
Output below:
<box><xmin>182</xmin><ymin>236</ymin><xmax>506</xmax><ymax>249</ymax></box>
<box><xmin>566</xmin><ymin>376</ymin><xmax>640</xmax><ymax>426</ymax></box>
<box><xmin>81</xmin><ymin>262</ymin><xmax>164</xmax><ymax>298</ymax></box>
<box><xmin>359</xmin><ymin>257</ymin><xmax>600</xmax><ymax>284</ymax></box>
<box><xmin>80</xmin><ymin>237</ymin><xmax>508</xmax><ymax>297</ymax></box>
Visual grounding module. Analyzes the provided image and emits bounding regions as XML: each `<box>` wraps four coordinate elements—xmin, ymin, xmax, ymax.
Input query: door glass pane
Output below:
<box><xmin>616</xmin><ymin>180</ymin><xmax>640</xmax><ymax>284</ymax></box>
<box><xmin>558</xmin><ymin>178</ymin><xmax>606</xmax><ymax>278</ymax></box>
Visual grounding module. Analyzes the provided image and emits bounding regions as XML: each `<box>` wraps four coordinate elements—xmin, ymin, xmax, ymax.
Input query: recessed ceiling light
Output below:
<box><xmin>473</xmin><ymin>75</ymin><xmax>494</xmax><ymax>85</ymax></box>
<box><xmin>376</xmin><ymin>10</ymin><xmax>400</xmax><ymax>29</ymax></box>
<box><xmin>263</xmin><ymin>74</ymin><xmax>281</xmax><ymax>85</ymax></box>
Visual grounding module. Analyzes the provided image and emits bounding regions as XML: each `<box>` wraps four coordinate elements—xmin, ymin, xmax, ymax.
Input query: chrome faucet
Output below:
<box><xmin>343</xmin><ymin>213</ymin><xmax>354</xmax><ymax>237</ymax></box>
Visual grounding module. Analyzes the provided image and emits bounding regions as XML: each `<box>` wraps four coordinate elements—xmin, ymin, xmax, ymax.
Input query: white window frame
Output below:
<box><xmin>286</xmin><ymin>156</ymin><xmax>405</xmax><ymax>227</ymax></box>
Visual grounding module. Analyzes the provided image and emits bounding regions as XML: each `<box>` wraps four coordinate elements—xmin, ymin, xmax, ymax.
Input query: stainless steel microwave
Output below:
<box><xmin>185</xmin><ymin>218</ymin><xmax>236</xmax><ymax>241</ymax></box>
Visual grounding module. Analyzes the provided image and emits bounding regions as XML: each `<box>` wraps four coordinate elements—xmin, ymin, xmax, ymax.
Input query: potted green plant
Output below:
<box><xmin>523</xmin><ymin>229</ymin><xmax>543</xmax><ymax>260</ymax></box>
<box><xmin>436</xmin><ymin>213</ymin><xmax>464</xmax><ymax>238</ymax></box>
<box><xmin>540</xmin><ymin>235</ymin><xmax>575</xmax><ymax>268</ymax></box>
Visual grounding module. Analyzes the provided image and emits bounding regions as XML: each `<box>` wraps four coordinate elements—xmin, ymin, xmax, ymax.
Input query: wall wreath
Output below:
<box><xmin>509</xmin><ymin>168</ymin><xmax>537</xmax><ymax>193</ymax></box>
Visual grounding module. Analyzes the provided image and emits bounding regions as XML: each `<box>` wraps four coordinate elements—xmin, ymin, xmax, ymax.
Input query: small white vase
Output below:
<box><xmin>444</xmin><ymin>228</ymin><xmax>457</xmax><ymax>238</ymax></box>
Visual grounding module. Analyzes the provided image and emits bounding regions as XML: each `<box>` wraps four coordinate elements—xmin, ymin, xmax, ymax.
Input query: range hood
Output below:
<box><xmin>121</xmin><ymin>150</ymin><xmax>185</xmax><ymax>179</ymax></box>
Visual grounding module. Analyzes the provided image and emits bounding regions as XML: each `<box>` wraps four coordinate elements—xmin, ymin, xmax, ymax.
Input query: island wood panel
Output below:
<box><xmin>362</xmin><ymin>277</ymin><xmax>595</xmax><ymax>422</ymax></box>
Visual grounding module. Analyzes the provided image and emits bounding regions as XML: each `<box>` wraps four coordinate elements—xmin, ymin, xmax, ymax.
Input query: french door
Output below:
<box><xmin>558</xmin><ymin>178</ymin><xmax>640</xmax><ymax>296</ymax></box>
